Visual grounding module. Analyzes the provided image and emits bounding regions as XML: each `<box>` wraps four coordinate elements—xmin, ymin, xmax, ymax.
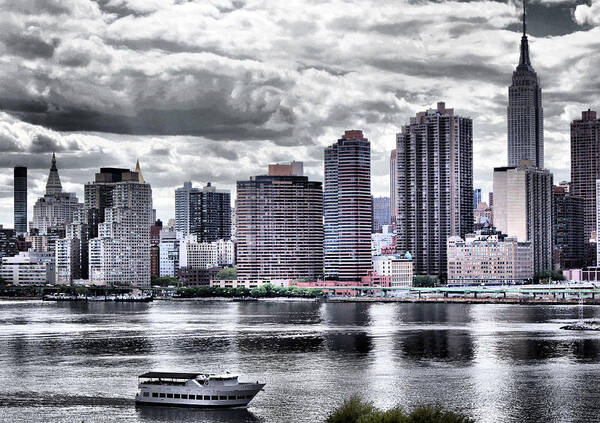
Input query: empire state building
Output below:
<box><xmin>507</xmin><ymin>2</ymin><xmax>544</xmax><ymax>168</ymax></box>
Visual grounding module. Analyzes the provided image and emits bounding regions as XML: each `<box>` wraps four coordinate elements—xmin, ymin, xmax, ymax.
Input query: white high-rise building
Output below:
<box><xmin>159</xmin><ymin>229</ymin><xmax>180</xmax><ymax>277</ymax></box>
<box><xmin>32</xmin><ymin>153</ymin><xmax>82</xmax><ymax>234</ymax></box>
<box><xmin>493</xmin><ymin>161</ymin><xmax>553</xmax><ymax>273</ymax></box>
<box><xmin>175</xmin><ymin>182</ymin><xmax>193</xmax><ymax>237</ymax></box>
<box><xmin>88</xmin><ymin>162</ymin><xmax>153</xmax><ymax>287</ymax></box>
<box><xmin>55</xmin><ymin>237</ymin><xmax>80</xmax><ymax>284</ymax></box>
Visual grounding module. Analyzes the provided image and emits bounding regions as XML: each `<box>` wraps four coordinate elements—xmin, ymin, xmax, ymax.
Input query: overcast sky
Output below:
<box><xmin>0</xmin><ymin>0</ymin><xmax>599</xmax><ymax>226</ymax></box>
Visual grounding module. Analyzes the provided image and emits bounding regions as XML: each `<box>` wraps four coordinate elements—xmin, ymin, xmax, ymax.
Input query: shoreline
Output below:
<box><xmin>2</xmin><ymin>296</ymin><xmax>600</xmax><ymax>305</ymax></box>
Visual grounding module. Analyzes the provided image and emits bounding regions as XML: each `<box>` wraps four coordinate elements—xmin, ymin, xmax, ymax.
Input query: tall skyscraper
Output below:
<box><xmin>493</xmin><ymin>161</ymin><xmax>553</xmax><ymax>273</ymax></box>
<box><xmin>88</xmin><ymin>164</ymin><xmax>153</xmax><ymax>287</ymax></box>
<box><xmin>324</xmin><ymin>130</ymin><xmax>371</xmax><ymax>281</ymax></box>
<box><xmin>390</xmin><ymin>149</ymin><xmax>397</xmax><ymax>223</ymax></box>
<box><xmin>175</xmin><ymin>182</ymin><xmax>231</xmax><ymax>242</ymax></box>
<box><xmin>13</xmin><ymin>166</ymin><xmax>27</xmax><ymax>234</ymax></box>
<box><xmin>396</xmin><ymin>102</ymin><xmax>473</xmax><ymax>277</ymax></box>
<box><xmin>570</xmin><ymin>109</ymin><xmax>600</xmax><ymax>265</ymax></box>
<box><xmin>507</xmin><ymin>2</ymin><xmax>544</xmax><ymax>168</ymax></box>
<box><xmin>236</xmin><ymin>163</ymin><xmax>323</xmax><ymax>281</ymax></box>
<box><xmin>175</xmin><ymin>181</ymin><xmax>192</xmax><ymax>237</ymax></box>
<box><xmin>32</xmin><ymin>154</ymin><xmax>81</xmax><ymax>234</ymax></box>
<box><xmin>553</xmin><ymin>184</ymin><xmax>584</xmax><ymax>269</ymax></box>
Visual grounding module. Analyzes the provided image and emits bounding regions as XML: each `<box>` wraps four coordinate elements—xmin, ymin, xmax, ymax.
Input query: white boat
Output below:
<box><xmin>134</xmin><ymin>372</ymin><xmax>265</xmax><ymax>408</ymax></box>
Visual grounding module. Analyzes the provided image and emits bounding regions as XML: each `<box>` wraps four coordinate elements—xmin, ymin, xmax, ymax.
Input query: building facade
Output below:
<box><xmin>158</xmin><ymin>229</ymin><xmax>179</xmax><ymax>278</ymax></box>
<box><xmin>447</xmin><ymin>231</ymin><xmax>533</xmax><ymax>285</ymax></box>
<box><xmin>88</xmin><ymin>165</ymin><xmax>153</xmax><ymax>287</ymax></box>
<box><xmin>324</xmin><ymin>131</ymin><xmax>371</xmax><ymax>281</ymax></box>
<box><xmin>0</xmin><ymin>226</ymin><xmax>18</xmax><ymax>259</ymax></box>
<box><xmin>176</xmin><ymin>182</ymin><xmax>231</xmax><ymax>242</ymax></box>
<box><xmin>507</xmin><ymin>5</ymin><xmax>544</xmax><ymax>169</ymax></box>
<box><xmin>571</xmin><ymin>109</ymin><xmax>600</xmax><ymax>265</ymax></box>
<box><xmin>237</xmin><ymin>164</ymin><xmax>323</xmax><ymax>281</ymax></box>
<box><xmin>55</xmin><ymin>237</ymin><xmax>80</xmax><ymax>284</ymax></box>
<box><xmin>390</xmin><ymin>149</ymin><xmax>397</xmax><ymax>223</ymax></box>
<box><xmin>553</xmin><ymin>185</ymin><xmax>584</xmax><ymax>269</ymax></box>
<box><xmin>473</xmin><ymin>189</ymin><xmax>481</xmax><ymax>210</ymax></box>
<box><xmin>372</xmin><ymin>197</ymin><xmax>391</xmax><ymax>233</ymax></box>
<box><xmin>13</xmin><ymin>166</ymin><xmax>27</xmax><ymax>234</ymax></box>
<box><xmin>493</xmin><ymin>162</ymin><xmax>553</xmax><ymax>273</ymax></box>
<box><xmin>32</xmin><ymin>154</ymin><xmax>82</xmax><ymax>234</ymax></box>
<box><xmin>179</xmin><ymin>235</ymin><xmax>234</xmax><ymax>270</ymax></box>
<box><xmin>0</xmin><ymin>251</ymin><xmax>55</xmax><ymax>286</ymax></box>
<box><xmin>396</xmin><ymin>102</ymin><xmax>473</xmax><ymax>277</ymax></box>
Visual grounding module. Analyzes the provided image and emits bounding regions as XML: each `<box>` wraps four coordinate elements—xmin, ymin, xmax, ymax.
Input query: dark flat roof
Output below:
<box><xmin>139</xmin><ymin>372</ymin><xmax>200</xmax><ymax>379</ymax></box>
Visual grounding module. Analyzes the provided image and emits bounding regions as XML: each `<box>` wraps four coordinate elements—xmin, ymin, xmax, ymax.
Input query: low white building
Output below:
<box><xmin>391</xmin><ymin>253</ymin><xmax>414</xmax><ymax>287</ymax></box>
<box><xmin>210</xmin><ymin>279</ymin><xmax>290</xmax><ymax>289</ymax></box>
<box><xmin>371</xmin><ymin>225</ymin><xmax>395</xmax><ymax>256</ymax></box>
<box><xmin>447</xmin><ymin>230</ymin><xmax>534</xmax><ymax>285</ymax></box>
<box><xmin>179</xmin><ymin>235</ymin><xmax>235</xmax><ymax>269</ymax></box>
<box><xmin>0</xmin><ymin>251</ymin><xmax>55</xmax><ymax>286</ymax></box>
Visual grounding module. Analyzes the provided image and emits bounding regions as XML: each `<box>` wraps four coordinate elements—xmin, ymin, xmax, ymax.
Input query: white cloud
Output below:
<box><xmin>574</xmin><ymin>0</ymin><xmax>600</xmax><ymax>26</ymax></box>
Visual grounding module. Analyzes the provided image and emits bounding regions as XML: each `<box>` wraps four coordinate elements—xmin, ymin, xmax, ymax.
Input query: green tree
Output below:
<box><xmin>413</xmin><ymin>275</ymin><xmax>438</xmax><ymax>288</ymax></box>
<box><xmin>534</xmin><ymin>269</ymin><xmax>565</xmax><ymax>284</ymax></box>
<box><xmin>216</xmin><ymin>267</ymin><xmax>237</xmax><ymax>280</ymax></box>
<box><xmin>327</xmin><ymin>395</ymin><xmax>473</xmax><ymax>423</ymax></box>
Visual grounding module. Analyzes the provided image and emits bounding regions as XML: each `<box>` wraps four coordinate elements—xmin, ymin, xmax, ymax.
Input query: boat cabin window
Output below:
<box><xmin>228</xmin><ymin>396</ymin><xmax>236</xmax><ymax>400</ymax></box>
<box><xmin>152</xmin><ymin>393</ymin><xmax>158</xmax><ymax>398</ymax></box>
<box><xmin>237</xmin><ymin>395</ymin><xmax>245</xmax><ymax>399</ymax></box>
<box><xmin>219</xmin><ymin>396</ymin><xmax>227</xmax><ymax>400</ymax></box>
<box><xmin>203</xmin><ymin>395</ymin><xmax>210</xmax><ymax>400</ymax></box>
<box><xmin>166</xmin><ymin>394</ymin><xmax>173</xmax><ymax>399</ymax></box>
<box><xmin>189</xmin><ymin>395</ymin><xmax>196</xmax><ymax>400</ymax></box>
<box><xmin>143</xmin><ymin>392</ymin><xmax>149</xmax><ymax>397</ymax></box>
<box><xmin>211</xmin><ymin>395</ymin><xmax>218</xmax><ymax>400</ymax></box>
<box><xmin>174</xmin><ymin>394</ymin><xmax>180</xmax><ymax>399</ymax></box>
<box><xmin>181</xmin><ymin>394</ymin><xmax>187</xmax><ymax>399</ymax></box>
<box><xmin>159</xmin><ymin>393</ymin><xmax>165</xmax><ymax>398</ymax></box>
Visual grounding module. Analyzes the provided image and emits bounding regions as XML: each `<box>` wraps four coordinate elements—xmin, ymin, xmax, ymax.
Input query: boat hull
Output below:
<box><xmin>135</xmin><ymin>382</ymin><xmax>265</xmax><ymax>409</ymax></box>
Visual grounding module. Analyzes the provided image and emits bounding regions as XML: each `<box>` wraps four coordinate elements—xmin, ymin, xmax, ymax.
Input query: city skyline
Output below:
<box><xmin>0</xmin><ymin>0</ymin><xmax>599</xmax><ymax>226</ymax></box>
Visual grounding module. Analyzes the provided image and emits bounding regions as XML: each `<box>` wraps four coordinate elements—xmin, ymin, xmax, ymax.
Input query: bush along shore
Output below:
<box><xmin>325</xmin><ymin>395</ymin><xmax>473</xmax><ymax>423</ymax></box>
<box><xmin>175</xmin><ymin>284</ymin><xmax>324</xmax><ymax>299</ymax></box>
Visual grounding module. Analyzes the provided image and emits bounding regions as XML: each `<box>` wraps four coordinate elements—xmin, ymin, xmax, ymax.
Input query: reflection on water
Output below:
<box><xmin>136</xmin><ymin>404</ymin><xmax>261</xmax><ymax>423</ymax></box>
<box><xmin>1</xmin><ymin>301</ymin><xmax>600</xmax><ymax>422</ymax></box>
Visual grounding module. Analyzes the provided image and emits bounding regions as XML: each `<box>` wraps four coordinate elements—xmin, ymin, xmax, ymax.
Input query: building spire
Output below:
<box><xmin>518</xmin><ymin>0</ymin><xmax>531</xmax><ymax>67</ymax></box>
<box><xmin>45</xmin><ymin>152</ymin><xmax>62</xmax><ymax>195</ymax></box>
<box><xmin>135</xmin><ymin>158</ymin><xmax>145</xmax><ymax>183</ymax></box>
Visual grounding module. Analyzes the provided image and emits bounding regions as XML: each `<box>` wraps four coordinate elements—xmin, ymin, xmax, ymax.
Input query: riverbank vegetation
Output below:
<box><xmin>326</xmin><ymin>395</ymin><xmax>473</xmax><ymax>423</ymax></box>
<box><xmin>176</xmin><ymin>283</ymin><xmax>323</xmax><ymax>298</ymax></box>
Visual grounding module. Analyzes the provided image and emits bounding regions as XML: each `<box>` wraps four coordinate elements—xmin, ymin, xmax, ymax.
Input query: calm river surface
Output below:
<box><xmin>1</xmin><ymin>300</ymin><xmax>600</xmax><ymax>422</ymax></box>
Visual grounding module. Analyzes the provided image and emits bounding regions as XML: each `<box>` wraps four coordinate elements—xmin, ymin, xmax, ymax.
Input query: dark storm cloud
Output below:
<box><xmin>1</xmin><ymin>0</ymin><xmax>71</xmax><ymax>15</ymax></box>
<box><xmin>30</xmin><ymin>134</ymin><xmax>66</xmax><ymax>152</ymax></box>
<box><xmin>370</xmin><ymin>56</ymin><xmax>508</xmax><ymax>85</ymax></box>
<box><xmin>3</xmin><ymin>34</ymin><xmax>57</xmax><ymax>59</ymax></box>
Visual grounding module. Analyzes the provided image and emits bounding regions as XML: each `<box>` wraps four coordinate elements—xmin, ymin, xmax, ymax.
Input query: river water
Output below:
<box><xmin>1</xmin><ymin>300</ymin><xmax>600</xmax><ymax>422</ymax></box>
